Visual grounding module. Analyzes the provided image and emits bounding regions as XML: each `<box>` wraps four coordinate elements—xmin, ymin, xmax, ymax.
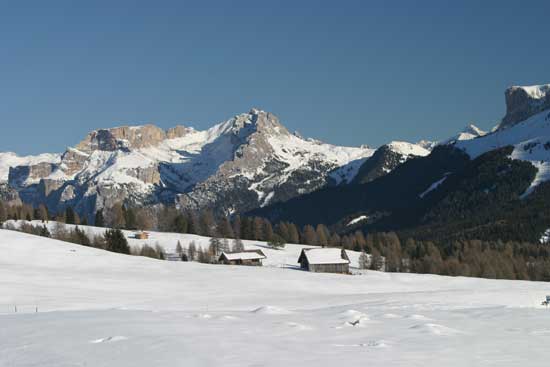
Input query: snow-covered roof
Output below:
<box><xmin>301</xmin><ymin>248</ymin><xmax>349</xmax><ymax>265</ymax></box>
<box><xmin>220</xmin><ymin>251</ymin><xmax>266</xmax><ymax>261</ymax></box>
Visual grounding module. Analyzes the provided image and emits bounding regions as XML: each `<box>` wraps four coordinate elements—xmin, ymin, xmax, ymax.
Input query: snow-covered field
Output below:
<box><xmin>2</xmin><ymin>229</ymin><xmax>550</xmax><ymax>366</ymax></box>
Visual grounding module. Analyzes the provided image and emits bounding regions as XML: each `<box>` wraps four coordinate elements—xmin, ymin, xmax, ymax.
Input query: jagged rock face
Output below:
<box><xmin>4</xmin><ymin>110</ymin><xmax>373</xmax><ymax>219</ymax></box>
<box><xmin>500</xmin><ymin>85</ymin><xmax>550</xmax><ymax>130</ymax></box>
<box><xmin>9</xmin><ymin>162</ymin><xmax>56</xmax><ymax>189</ymax></box>
<box><xmin>75</xmin><ymin>124</ymin><xmax>190</xmax><ymax>152</ymax></box>
<box><xmin>0</xmin><ymin>183</ymin><xmax>22</xmax><ymax>205</ymax></box>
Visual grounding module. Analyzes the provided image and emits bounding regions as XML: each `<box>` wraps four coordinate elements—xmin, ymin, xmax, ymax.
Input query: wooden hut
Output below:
<box><xmin>218</xmin><ymin>250</ymin><xmax>266</xmax><ymax>266</ymax></box>
<box><xmin>298</xmin><ymin>248</ymin><xmax>350</xmax><ymax>273</ymax></box>
<box><xmin>134</xmin><ymin>231</ymin><xmax>149</xmax><ymax>240</ymax></box>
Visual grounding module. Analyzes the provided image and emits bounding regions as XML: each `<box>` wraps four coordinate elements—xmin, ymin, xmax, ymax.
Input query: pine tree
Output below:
<box><xmin>94</xmin><ymin>210</ymin><xmax>105</xmax><ymax>227</ymax></box>
<box><xmin>219</xmin><ymin>217</ymin><xmax>234</xmax><ymax>239</ymax></box>
<box><xmin>155</xmin><ymin>243</ymin><xmax>165</xmax><ymax>260</ymax></box>
<box><xmin>359</xmin><ymin>251</ymin><xmax>369</xmax><ymax>270</ymax></box>
<box><xmin>330</xmin><ymin>233</ymin><xmax>341</xmax><ymax>247</ymax></box>
<box><xmin>287</xmin><ymin>223</ymin><xmax>300</xmax><ymax>244</ymax></box>
<box><xmin>263</xmin><ymin>219</ymin><xmax>274</xmax><ymax>242</ymax></box>
<box><xmin>65</xmin><ymin>207</ymin><xmax>76</xmax><ymax>225</ymax></box>
<box><xmin>316</xmin><ymin>224</ymin><xmax>328</xmax><ymax>247</ymax></box>
<box><xmin>109</xmin><ymin>202</ymin><xmax>126</xmax><ymax>229</ymax></box>
<box><xmin>124</xmin><ymin>207</ymin><xmax>137</xmax><ymax>230</ymax></box>
<box><xmin>104</xmin><ymin>228</ymin><xmax>130</xmax><ymax>254</ymax></box>
<box><xmin>37</xmin><ymin>204</ymin><xmax>48</xmax><ymax>222</ymax></box>
<box><xmin>188</xmin><ymin>241</ymin><xmax>197</xmax><ymax>261</ymax></box>
<box><xmin>176</xmin><ymin>241</ymin><xmax>183</xmax><ymax>255</ymax></box>
<box><xmin>232</xmin><ymin>238</ymin><xmax>245</xmax><ymax>252</ymax></box>
<box><xmin>186</xmin><ymin>212</ymin><xmax>200</xmax><ymax>235</ymax></box>
<box><xmin>370</xmin><ymin>248</ymin><xmax>383</xmax><ymax>270</ymax></box>
<box><xmin>268</xmin><ymin>234</ymin><xmax>286</xmax><ymax>250</ymax></box>
<box><xmin>209</xmin><ymin>236</ymin><xmax>222</xmax><ymax>257</ymax></box>
<box><xmin>302</xmin><ymin>225</ymin><xmax>318</xmax><ymax>246</ymax></box>
<box><xmin>275</xmin><ymin>222</ymin><xmax>289</xmax><ymax>242</ymax></box>
<box><xmin>253</xmin><ymin>217</ymin><xmax>264</xmax><ymax>240</ymax></box>
<box><xmin>0</xmin><ymin>201</ymin><xmax>6</xmax><ymax>224</ymax></box>
<box><xmin>232</xmin><ymin>215</ymin><xmax>242</xmax><ymax>239</ymax></box>
<box><xmin>200</xmin><ymin>210</ymin><xmax>216</xmax><ymax>237</ymax></box>
<box><xmin>39</xmin><ymin>225</ymin><xmax>51</xmax><ymax>238</ymax></box>
<box><xmin>173</xmin><ymin>214</ymin><xmax>188</xmax><ymax>233</ymax></box>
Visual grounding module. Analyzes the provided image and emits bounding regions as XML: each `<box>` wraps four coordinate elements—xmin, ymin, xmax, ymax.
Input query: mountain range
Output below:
<box><xmin>0</xmin><ymin>109</ymin><xmax>426</xmax><ymax>221</ymax></box>
<box><xmin>2</xmin><ymin>83</ymin><xmax>550</xmax><ymax>243</ymax></box>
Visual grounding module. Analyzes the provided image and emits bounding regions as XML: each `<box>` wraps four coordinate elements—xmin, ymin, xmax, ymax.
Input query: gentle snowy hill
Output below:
<box><xmin>2</xmin><ymin>229</ymin><xmax>550</xmax><ymax>366</ymax></box>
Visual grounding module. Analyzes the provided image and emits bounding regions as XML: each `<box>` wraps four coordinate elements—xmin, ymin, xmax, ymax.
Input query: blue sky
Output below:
<box><xmin>1</xmin><ymin>0</ymin><xmax>549</xmax><ymax>155</ymax></box>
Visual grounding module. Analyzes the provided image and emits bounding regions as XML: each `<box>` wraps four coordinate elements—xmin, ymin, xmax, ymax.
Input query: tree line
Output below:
<box><xmin>2</xmin><ymin>199</ymin><xmax>550</xmax><ymax>281</ymax></box>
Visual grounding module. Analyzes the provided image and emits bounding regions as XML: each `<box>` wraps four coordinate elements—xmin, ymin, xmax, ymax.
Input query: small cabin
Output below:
<box><xmin>134</xmin><ymin>231</ymin><xmax>149</xmax><ymax>240</ymax></box>
<box><xmin>218</xmin><ymin>250</ymin><xmax>266</xmax><ymax>266</ymax></box>
<box><xmin>298</xmin><ymin>248</ymin><xmax>350</xmax><ymax>274</ymax></box>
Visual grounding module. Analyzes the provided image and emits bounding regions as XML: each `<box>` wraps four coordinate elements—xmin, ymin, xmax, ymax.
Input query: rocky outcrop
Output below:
<box><xmin>500</xmin><ymin>85</ymin><xmax>550</xmax><ymax>130</ymax></box>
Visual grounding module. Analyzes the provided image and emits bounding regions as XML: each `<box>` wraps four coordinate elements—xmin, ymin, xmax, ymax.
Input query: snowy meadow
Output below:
<box><xmin>1</xmin><ymin>228</ymin><xmax>550</xmax><ymax>366</ymax></box>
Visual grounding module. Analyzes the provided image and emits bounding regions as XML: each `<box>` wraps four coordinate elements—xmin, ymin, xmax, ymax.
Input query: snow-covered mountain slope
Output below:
<box><xmin>0</xmin><ymin>152</ymin><xmax>60</xmax><ymax>182</ymax></box>
<box><xmin>5</xmin><ymin>109</ymin><xmax>373</xmax><ymax>218</ymax></box>
<box><xmin>440</xmin><ymin>124</ymin><xmax>486</xmax><ymax>145</ymax></box>
<box><xmin>2</xmin><ymin>229</ymin><xmax>550</xmax><ymax>367</ymax></box>
<box><xmin>456</xmin><ymin>107</ymin><xmax>550</xmax><ymax>196</ymax></box>
<box><xmin>347</xmin><ymin>141</ymin><xmax>430</xmax><ymax>185</ymax></box>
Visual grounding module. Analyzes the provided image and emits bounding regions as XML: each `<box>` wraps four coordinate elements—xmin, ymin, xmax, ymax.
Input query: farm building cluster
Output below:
<box><xmin>130</xmin><ymin>232</ymin><xmax>374</xmax><ymax>274</ymax></box>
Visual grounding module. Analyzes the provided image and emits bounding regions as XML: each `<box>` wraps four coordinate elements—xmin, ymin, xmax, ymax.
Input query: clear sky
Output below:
<box><xmin>1</xmin><ymin>0</ymin><xmax>549</xmax><ymax>155</ymax></box>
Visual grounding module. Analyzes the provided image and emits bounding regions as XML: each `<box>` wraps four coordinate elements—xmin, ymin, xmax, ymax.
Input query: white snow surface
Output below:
<box><xmin>347</xmin><ymin>215</ymin><xmax>369</xmax><ymax>226</ymax></box>
<box><xmin>514</xmin><ymin>84</ymin><xmax>550</xmax><ymax>99</ymax></box>
<box><xmin>386</xmin><ymin>141</ymin><xmax>430</xmax><ymax>157</ymax></box>
<box><xmin>440</xmin><ymin>124</ymin><xmax>487</xmax><ymax>145</ymax></box>
<box><xmin>419</xmin><ymin>175</ymin><xmax>448</xmax><ymax>199</ymax></box>
<box><xmin>455</xmin><ymin>108</ymin><xmax>550</xmax><ymax>196</ymax></box>
<box><xmin>0</xmin><ymin>152</ymin><xmax>60</xmax><ymax>182</ymax></box>
<box><xmin>2</xmin><ymin>229</ymin><xmax>550</xmax><ymax>366</ymax></box>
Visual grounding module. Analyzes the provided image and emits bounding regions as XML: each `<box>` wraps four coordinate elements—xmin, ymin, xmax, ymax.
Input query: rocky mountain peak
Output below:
<box><xmin>500</xmin><ymin>84</ymin><xmax>550</xmax><ymax>130</ymax></box>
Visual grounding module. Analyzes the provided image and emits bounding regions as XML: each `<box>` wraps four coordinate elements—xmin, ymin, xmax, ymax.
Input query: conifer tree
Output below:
<box><xmin>104</xmin><ymin>228</ymin><xmax>130</xmax><ymax>254</ymax></box>
<box><xmin>94</xmin><ymin>210</ymin><xmax>105</xmax><ymax>227</ymax></box>
<box><xmin>316</xmin><ymin>224</ymin><xmax>328</xmax><ymax>247</ymax></box>
<box><xmin>65</xmin><ymin>207</ymin><xmax>76</xmax><ymax>225</ymax></box>
<box><xmin>287</xmin><ymin>223</ymin><xmax>300</xmax><ymax>244</ymax></box>
<box><xmin>302</xmin><ymin>225</ymin><xmax>318</xmax><ymax>246</ymax></box>
<box><xmin>219</xmin><ymin>217</ymin><xmax>234</xmax><ymax>239</ymax></box>
<box><xmin>359</xmin><ymin>251</ymin><xmax>369</xmax><ymax>270</ymax></box>
<box><xmin>232</xmin><ymin>238</ymin><xmax>245</xmax><ymax>252</ymax></box>
<box><xmin>263</xmin><ymin>219</ymin><xmax>274</xmax><ymax>242</ymax></box>
<box><xmin>173</xmin><ymin>214</ymin><xmax>188</xmax><ymax>233</ymax></box>
<box><xmin>0</xmin><ymin>201</ymin><xmax>6</xmax><ymax>224</ymax></box>
<box><xmin>176</xmin><ymin>241</ymin><xmax>183</xmax><ymax>255</ymax></box>
<box><xmin>187</xmin><ymin>241</ymin><xmax>197</xmax><ymax>261</ymax></box>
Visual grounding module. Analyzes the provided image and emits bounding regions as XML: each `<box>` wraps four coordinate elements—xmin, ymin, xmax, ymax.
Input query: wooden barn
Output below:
<box><xmin>134</xmin><ymin>231</ymin><xmax>149</xmax><ymax>240</ymax></box>
<box><xmin>298</xmin><ymin>248</ymin><xmax>350</xmax><ymax>273</ymax></box>
<box><xmin>218</xmin><ymin>250</ymin><xmax>266</xmax><ymax>266</ymax></box>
